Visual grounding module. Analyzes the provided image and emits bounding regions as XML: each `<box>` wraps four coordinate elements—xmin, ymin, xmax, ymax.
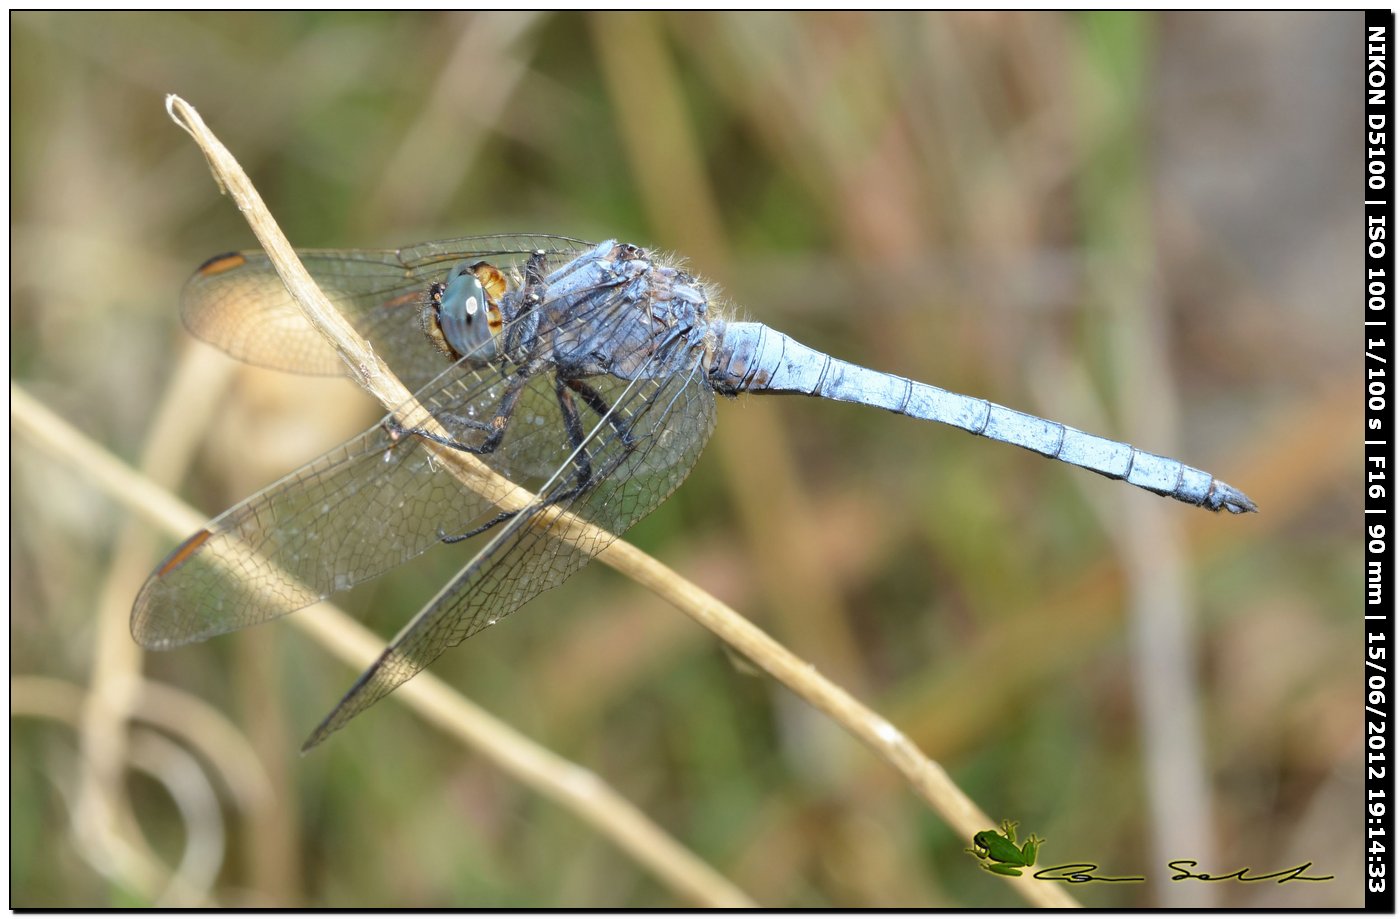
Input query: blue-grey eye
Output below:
<box><xmin>424</xmin><ymin>264</ymin><xmax>499</xmax><ymax>362</ymax></box>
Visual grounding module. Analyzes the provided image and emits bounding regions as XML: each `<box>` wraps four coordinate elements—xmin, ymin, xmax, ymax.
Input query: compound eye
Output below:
<box><xmin>430</xmin><ymin>264</ymin><xmax>498</xmax><ymax>361</ymax></box>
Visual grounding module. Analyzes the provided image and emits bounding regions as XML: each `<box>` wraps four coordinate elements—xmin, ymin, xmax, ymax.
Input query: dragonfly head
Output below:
<box><xmin>422</xmin><ymin>262</ymin><xmax>506</xmax><ymax>364</ymax></box>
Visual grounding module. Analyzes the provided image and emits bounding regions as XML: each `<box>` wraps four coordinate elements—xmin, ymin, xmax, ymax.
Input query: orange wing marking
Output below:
<box><xmin>156</xmin><ymin>529</ymin><xmax>213</xmax><ymax>577</ymax></box>
<box><xmin>195</xmin><ymin>252</ymin><xmax>247</xmax><ymax>276</ymax></box>
<box><xmin>380</xmin><ymin>290</ymin><xmax>423</xmax><ymax>310</ymax></box>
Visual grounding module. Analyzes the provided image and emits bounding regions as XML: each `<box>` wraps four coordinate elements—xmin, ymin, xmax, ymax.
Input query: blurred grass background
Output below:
<box><xmin>10</xmin><ymin>11</ymin><xmax>1361</xmax><ymax>907</ymax></box>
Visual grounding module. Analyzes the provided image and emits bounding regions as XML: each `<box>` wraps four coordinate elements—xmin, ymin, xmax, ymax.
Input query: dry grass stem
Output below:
<box><xmin>11</xmin><ymin>676</ymin><xmax>219</xmax><ymax>906</ymax></box>
<box><xmin>74</xmin><ymin>347</ymin><xmax>242</xmax><ymax>904</ymax></box>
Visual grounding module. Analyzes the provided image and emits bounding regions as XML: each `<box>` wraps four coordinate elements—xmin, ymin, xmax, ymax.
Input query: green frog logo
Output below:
<box><xmin>966</xmin><ymin>820</ymin><xmax>1044</xmax><ymax>877</ymax></box>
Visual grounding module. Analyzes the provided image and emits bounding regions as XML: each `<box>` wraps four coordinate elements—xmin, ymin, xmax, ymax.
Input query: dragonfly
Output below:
<box><xmin>132</xmin><ymin>235</ymin><xmax>1256</xmax><ymax>750</ymax></box>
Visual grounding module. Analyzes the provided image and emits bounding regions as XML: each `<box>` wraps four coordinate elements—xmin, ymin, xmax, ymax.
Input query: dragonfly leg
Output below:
<box><xmin>432</xmin><ymin>386</ymin><xmax>601</xmax><ymax>546</ymax></box>
<box><xmin>387</xmin><ymin>366</ymin><xmax>534</xmax><ymax>456</ymax></box>
<box><xmin>566</xmin><ymin>378</ymin><xmax>638</xmax><ymax>449</ymax></box>
<box><xmin>541</xmin><ymin>374</ymin><xmax>654</xmax><ymax>506</ymax></box>
<box><xmin>523</xmin><ymin>248</ymin><xmax>550</xmax><ymax>289</ymax></box>
<box><xmin>436</xmin><ymin>461</ymin><xmax>608</xmax><ymax>546</ymax></box>
<box><xmin>435</xmin><ymin>375</ymin><xmax>646</xmax><ymax>545</ymax></box>
<box><xmin>438</xmin><ymin>511</ymin><xmax>519</xmax><ymax>544</ymax></box>
<box><xmin>436</xmin><ymin>369</ymin><xmax>659</xmax><ymax>547</ymax></box>
<box><xmin>554</xmin><ymin>374</ymin><xmax>594</xmax><ymax>492</ymax></box>
<box><xmin>552</xmin><ymin>374</ymin><xmax>649</xmax><ymax>490</ymax></box>
<box><xmin>430</xmin><ymin>371</ymin><xmax>612</xmax><ymax>546</ymax></box>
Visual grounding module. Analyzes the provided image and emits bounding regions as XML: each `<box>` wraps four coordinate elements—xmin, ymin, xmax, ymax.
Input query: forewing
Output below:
<box><xmin>302</xmin><ymin>357</ymin><xmax>717</xmax><ymax>749</ymax></box>
<box><xmin>130</xmin><ymin>414</ymin><xmax>479</xmax><ymax>648</ymax></box>
<box><xmin>133</xmin><ymin>243</ymin><xmax>654</xmax><ymax>648</ymax></box>
<box><xmin>180</xmin><ymin>235</ymin><xmax>593</xmax><ymax>390</ymax></box>
<box><xmin>132</xmin><ymin>347</ymin><xmax>648</xmax><ymax>648</ymax></box>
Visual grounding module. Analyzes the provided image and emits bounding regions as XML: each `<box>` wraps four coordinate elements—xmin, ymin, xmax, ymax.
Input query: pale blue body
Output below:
<box><xmin>520</xmin><ymin>239</ymin><xmax>1253</xmax><ymax>513</ymax></box>
<box><xmin>135</xmin><ymin>233</ymin><xmax>1256</xmax><ymax>751</ymax></box>
<box><xmin>710</xmin><ymin>319</ymin><xmax>1253</xmax><ymax>513</ymax></box>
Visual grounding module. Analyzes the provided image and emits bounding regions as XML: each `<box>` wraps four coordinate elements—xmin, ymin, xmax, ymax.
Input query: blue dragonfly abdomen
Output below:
<box><xmin>709</xmin><ymin>320</ymin><xmax>1255</xmax><ymax>514</ymax></box>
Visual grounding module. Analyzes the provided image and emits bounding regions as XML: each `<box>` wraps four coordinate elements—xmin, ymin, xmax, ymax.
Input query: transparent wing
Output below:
<box><xmin>130</xmin><ymin>365</ymin><xmax>576</xmax><ymax>648</ymax></box>
<box><xmin>132</xmin><ymin>249</ymin><xmax>709</xmax><ymax>655</ymax></box>
<box><xmin>180</xmin><ymin>234</ymin><xmax>593</xmax><ymax>390</ymax></box>
<box><xmin>302</xmin><ymin>354</ymin><xmax>717</xmax><ymax>749</ymax></box>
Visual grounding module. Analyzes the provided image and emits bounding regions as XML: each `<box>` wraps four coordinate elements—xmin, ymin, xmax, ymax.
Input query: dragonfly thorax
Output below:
<box><xmin>499</xmin><ymin>240</ymin><xmax>720</xmax><ymax>382</ymax></box>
